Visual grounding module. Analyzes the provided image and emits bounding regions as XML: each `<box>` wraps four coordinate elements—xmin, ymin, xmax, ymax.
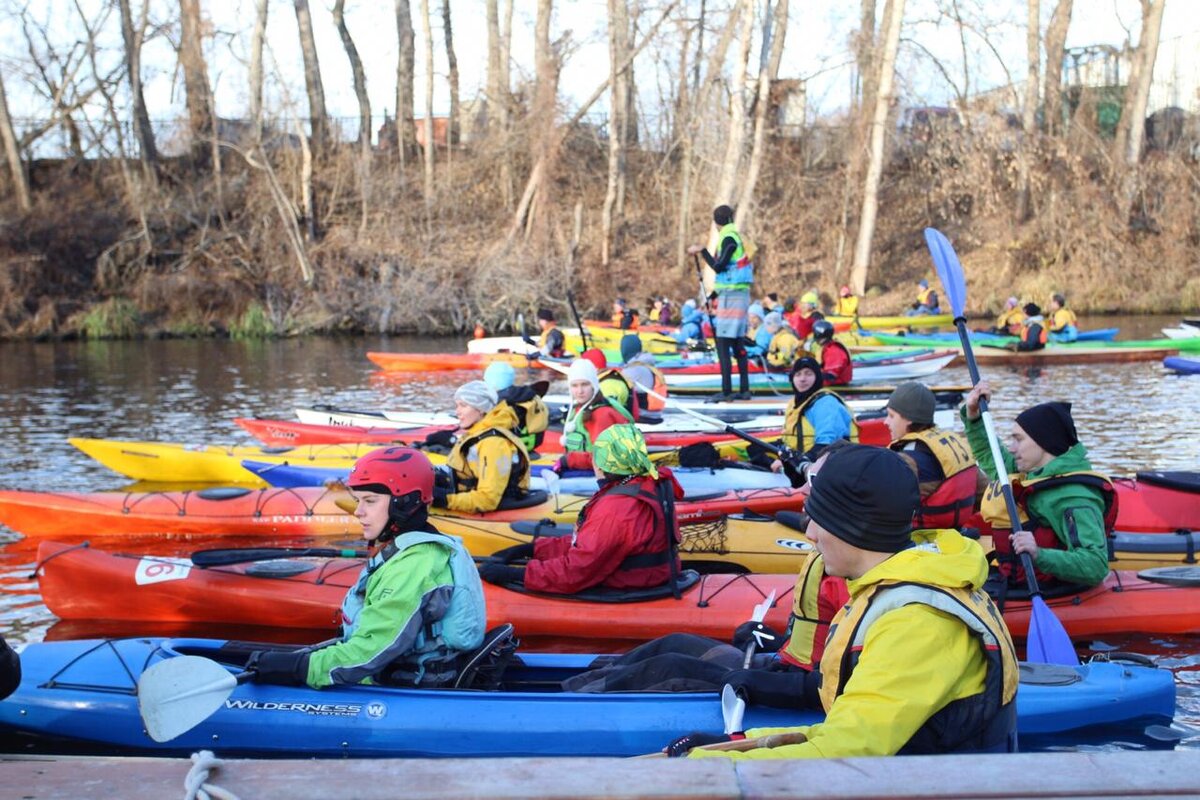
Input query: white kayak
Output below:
<box><xmin>663</xmin><ymin>352</ymin><xmax>958</xmax><ymax>388</ymax></box>
<box><xmin>1162</xmin><ymin>323</ymin><xmax>1200</xmax><ymax>340</ymax></box>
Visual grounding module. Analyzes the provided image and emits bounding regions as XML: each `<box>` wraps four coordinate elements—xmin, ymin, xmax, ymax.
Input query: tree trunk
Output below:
<box><xmin>395</xmin><ymin>0</ymin><xmax>418</xmax><ymax>164</ymax></box>
<box><xmin>834</xmin><ymin>0</ymin><xmax>877</xmax><ymax>282</ymax></box>
<box><xmin>674</xmin><ymin>12</ymin><xmax>693</xmax><ymax>270</ymax></box>
<box><xmin>736</xmin><ymin>0</ymin><xmax>788</xmax><ymax>234</ymax></box>
<box><xmin>1041</xmin><ymin>0</ymin><xmax>1072</xmax><ymax>136</ymax></box>
<box><xmin>1117</xmin><ymin>0</ymin><xmax>1166</xmax><ymax>167</ymax></box>
<box><xmin>443</xmin><ymin>0</ymin><xmax>460</xmax><ymax>145</ymax></box>
<box><xmin>248</xmin><ymin>0</ymin><xmax>268</xmax><ymax>142</ymax></box>
<box><xmin>333</xmin><ymin>0</ymin><xmax>372</xmax><ymax>231</ymax></box>
<box><xmin>525</xmin><ymin>0</ymin><xmax>558</xmax><ymax>242</ymax></box>
<box><xmin>118</xmin><ymin>0</ymin><xmax>157</xmax><ymax>171</ymax></box>
<box><xmin>849</xmin><ymin>0</ymin><xmax>905</xmax><ymax>296</ymax></box>
<box><xmin>486</xmin><ymin>0</ymin><xmax>501</xmax><ymax>132</ymax></box>
<box><xmin>178</xmin><ymin>0</ymin><xmax>214</xmax><ymax>160</ymax></box>
<box><xmin>419</xmin><ymin>0</ymin><xmax>436</xmax><ymax>206</ymax></box>
<box><xmin>0</xmin><ymin>69</ymin><xmax>31</xmax><ymax>212</ymax></box>
<box><xmin>293</xmin><ymin>0</ymin><xmax>329</xmax><ymax>151</ymax></box>
<box><xmin>601</xmin><ymin>0</ymin><xmax>631</xmax><ymax>265</ymax></box>
<box><xmin>712</xmin><ymin>0</ymin><xmax>755</xmax><ymax>208</ymax></box>
<box><xmin>1015</xmin><ymin>0</ymin><xmax>1039</xmax><ymax>223</ymax></box>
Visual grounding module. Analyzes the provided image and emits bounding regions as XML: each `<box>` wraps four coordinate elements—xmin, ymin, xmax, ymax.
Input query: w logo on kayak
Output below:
<box><xmin>365</xmin><ymin>702</ymin><xmax>388</xmax><ymax>720</ymax></box>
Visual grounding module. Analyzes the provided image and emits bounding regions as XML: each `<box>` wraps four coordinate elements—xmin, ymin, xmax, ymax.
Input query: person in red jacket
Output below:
<box><xmin>478</xmin><ymin>424</ymin><xmax>684</xmax><ymax>595</ymax></box>
<box><xmin>556</xmin><ymin>357</ymin><xmax>634</xmax><ymax>471</ymax></box>
<box><xmin>811</xmin><ymin>320</ymin><xmax>852</xmax><ymax>386</ymax></box>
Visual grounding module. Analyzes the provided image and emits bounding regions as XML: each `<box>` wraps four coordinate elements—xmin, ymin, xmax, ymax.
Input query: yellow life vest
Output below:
<box><xmin>782</xmin><ymin>389</ymin><xmax>860</xmax><ymax>452</ymax></box>
<box><xmin>890</xmin><ymin>428</ymin><xmax>975</xmax><ymax>478</ymax></box>
<box><xmin>979</xmin><ymin>469</ymin><xmax>1114</xmax><ymax>531</ymax></box>
<box><xmin>917</xmin><ymin>287</ymin><xmax>935</xmax><ymax>306</ymax></box>
<box><xmin>780</xmin><ymin>551</ymin><xmax>829</xmax><ymax>669</ymax></box>
<box><xmin>819</xmin><ymin>565</ymin><xmax>1019</xmax><ymax>752</ymax></box>
<box><xmin>994</xmin><ymin>307</ymin><xmax>1025</xmax><ymax>333</ymax></box>
<box><xmin>767</xmin><ymin>328</ymin><xmax>804</xmax><ymax>369</ymax></box>
<box><xmin>1050</xmin><ymin>308</ymin><xmax>1077</xmax><ymax>331</ymax></box>
<box><xmin>445</xmin><ymin>424</ymin><xmax>531</xmax><ymax>499</ymax></box>
<box><xmin>835</xmin><ymin>296</ymin><xmax>859</xmax><ymax>316</ymax></box>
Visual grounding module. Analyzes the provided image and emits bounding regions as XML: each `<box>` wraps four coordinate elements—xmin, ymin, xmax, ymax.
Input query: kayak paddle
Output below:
<box><xmin>566</xmin><ymin>290</ymin><xmax>592</xmax><ymax>353</ymax></box>
<box><xmin>721</xmin><ymin>588</ymin><xmax>778</xmax><ymax>736</ymax></box>
<box><xmin>692</xmin><ymin>254</ymin><xmax>716</xmax><ymax>353</ymax></box>
<box><xmin>925</xmin><ymin>226</ymin><xmax>1078</xmax><ymax>666</ymax></box>
<box><xmin>138</xmin><ymin>655</ymin><xmax>252</xmax><ymax>742</ymax></box>
<box><xmin>192</xmin><ymin>547</ymin><xmax>367</xmax><ymax>567</ymax></box>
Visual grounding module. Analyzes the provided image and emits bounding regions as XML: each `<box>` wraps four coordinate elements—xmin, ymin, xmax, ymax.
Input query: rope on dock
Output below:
<box><xmin>183</xmin><ymin>750</ymin><xmax>240</xmax><ymax>800</ymax></box>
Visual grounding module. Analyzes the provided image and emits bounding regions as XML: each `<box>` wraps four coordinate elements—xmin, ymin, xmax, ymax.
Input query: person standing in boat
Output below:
<box><xmin>963</xmin><ymin>382</ymin><xmax>1113</xmax><ymax>595</ymax></box>
<box><xmin>1047</xmin><ymin>293</ymin><xmax>1079</xmax><ymax>343</ymax></box>
<box><xmin>535</xmin><ymin>308</ymin><xmax>566</xmax><ymax>358</ymax></box>
<box><xmin>687</xmin><ymin>205</ymin><xmax>754</xmax><ymax>401</ymax></box>
<box><xmin>554</xmin><ymin>357</ymin><xmax>634</xmax><ymax>472</ymax></box>
<box><xmin>479</xmin><ymin>424</ymin><xmax>684</xmax><ymax>595</ymax></box>
<box><xmin>834</xmin><ymin>285</ymin><xmax>859</xmax><ymax>317</ymax></box>
<box><xmin>246</xmin><ymin>447</ymin><xmax>486</xmax><ymax>688</ymax></box>
<box><xmin>810</xmin><ymin>320</ymin><xmax>853</xmax><ymax>386</ymax></box>
<box><xmin>885</xmin><ymin>383</ymin><xmax>979</xmax><ymax>530</ymax></box>
<box><xmin>432</xmin><ymin>380</ymin><xmax>532</xmax><ymax>513</ymax></box>
<box><xmin>667</xmin><ymin>445</ymin><xmax>1019</xmax><ymax>759</ymax></box>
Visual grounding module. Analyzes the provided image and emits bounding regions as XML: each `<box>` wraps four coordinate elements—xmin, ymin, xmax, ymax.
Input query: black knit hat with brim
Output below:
<box><xmin>805</xmin><ymin>445</ymin><xmax>919</xmax><ymax>553</ymax></box>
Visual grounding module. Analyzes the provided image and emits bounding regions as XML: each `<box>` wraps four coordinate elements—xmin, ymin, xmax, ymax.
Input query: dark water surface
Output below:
<box><xmin>1</xmin><ymin>316</ymin><xmax>1198</xmax><ymax>750</ymax></box>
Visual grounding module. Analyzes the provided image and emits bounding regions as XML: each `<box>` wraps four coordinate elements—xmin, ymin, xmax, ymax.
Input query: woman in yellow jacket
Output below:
<box><xmin>666</xmin><ymin>446</ymin><xmax>1018</xmax><ymax>759</ymax></box>
<box><xmin>432</xmin><ymin>380</ymin><xmax>531</xmax><ymax>514</ymax></box>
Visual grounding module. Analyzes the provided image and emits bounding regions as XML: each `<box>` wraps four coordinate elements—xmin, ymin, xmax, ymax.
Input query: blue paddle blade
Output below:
<box><xmin>923</xmin><ymin>228</ymin><xmax>967</xmax><ymax>319</ymax></box>
<box><xmin>1025</xmin><ymin>595</ymin><xmax>1080</xmax><ymax>666</ymax></box>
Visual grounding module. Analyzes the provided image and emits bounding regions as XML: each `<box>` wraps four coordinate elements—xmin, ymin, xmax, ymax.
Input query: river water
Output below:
<box><xmin>0</xmin><ymin>316</ymin><xmax>1198</xmax><ymax>751</ymax></box>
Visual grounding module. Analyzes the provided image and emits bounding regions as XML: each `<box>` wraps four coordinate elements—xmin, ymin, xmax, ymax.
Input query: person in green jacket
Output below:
<box><xmin>962</xmin><ymin>381</ymin><xmax>1113</xmax><ymax>592</ymax></box>
<box><xmin>247</xmin><ymin>447</ymin><xmax>486</xmax><ymax>688</ymax></box>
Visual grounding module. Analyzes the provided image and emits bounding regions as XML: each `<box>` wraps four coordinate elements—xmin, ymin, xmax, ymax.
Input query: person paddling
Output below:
<box><xmin>535</xmin><ymin>308</ymin><xmax>566</xmax><ymax>358</ymax></box>
<box><xmin>667</xmin><ymin>445</ymin><xmax>1019</xmax><ymax>759</ymax></box>
<box><xmin>688</xmin><ymin>205</ymin><xmax>754</xmax><ymax>401</ymax></box>
<box><xmin>245</xmin><ymin>448</ymin><xmax>486</xmax><ymax>688</ymax></box>
<box><xmin>479</xmin><ymin>424</ymin><xmax>683</xmax><ymax>595</ymax></box>
<box><xmin>963</xmin><ymin>382</ymin><xmax>1113</xmax><ymax>595</ymax></box>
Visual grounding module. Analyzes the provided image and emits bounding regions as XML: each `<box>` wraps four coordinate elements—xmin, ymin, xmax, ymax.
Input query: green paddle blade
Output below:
<box><xmin>137</xmin><ymin>655</ymin><xmax>239</xmax><ymax>742</ymax></box>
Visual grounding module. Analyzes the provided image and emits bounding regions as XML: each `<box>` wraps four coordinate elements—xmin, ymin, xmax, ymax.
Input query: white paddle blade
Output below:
<box><xmin>720</xmin><ymin>684</ymin><xmax>745</xmax><ymax>735</ymax></box>
<box><xmin>751</xmin><ymin>589</ymin><xmax>777</xmax><ymax>623</ymax></box>
<box><xmin>137</xmin><ymin>656</ymin><xmax>239</xmax><ymax>742</ymax></box>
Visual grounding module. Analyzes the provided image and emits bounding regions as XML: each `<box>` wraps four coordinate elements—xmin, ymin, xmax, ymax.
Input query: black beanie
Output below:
<box><xmin>805</xmin><ymin>445</ymin><xmax>919</xmax><ymax>553</ymax></box>
<box><xmin>1015</xmin><ymin>402</ymin><xmax>1078</xmax><ymax>457</ymax></box>
<box><xmin>537</xmin><ymin>308</ymin><xmax>555</xmax><ymax>322</ymax></box>
<box><xmin>1023</xmin><ymin>302</ymin><xmax>1041</xmax><ymax>317</ymax></box>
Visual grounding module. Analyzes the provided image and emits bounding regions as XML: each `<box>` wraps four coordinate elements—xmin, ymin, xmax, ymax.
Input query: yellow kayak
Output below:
<box><xmin>566</xmin><ymin>326</ymin><xmax>682</xmax><ymax>355</ymax></box>
<box><xmin>827</xmin><ymin>313</ymin><xmax>955</xmax><ymax>331</ymax></box>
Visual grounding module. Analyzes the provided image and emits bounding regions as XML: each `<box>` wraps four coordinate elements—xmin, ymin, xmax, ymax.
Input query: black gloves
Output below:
<box><xmin>478</xmin><ymin>562</ymin><xmax>525</xmax><ymax>586</ymax></box>
<box><xmin>246</xmin><ymin>649</ymin><xmax>310</xmax><ymax>686</ymax></box>
<box><xmin>431</xmin><ymin>485</ymin><xmax>450</xmax><ymax>508</ymax></box>
<box><xmin>490</xmin><ymin>542</ymin><xmax>535</xmax><ymax>563</ymax></box>
<box><xmin>665</xmin><ymin>731</ymin><xmax>743</xmax><ymax>758</ymax></box>
<box><xmin>723</xmin><ymin>667</ymin><xmax>821</xmax><ymax>710</ymax></box>
<box><xmin>423</xmin><ymin>429</ymin><xmax>457</xmax><ymax>448</ymax></box>
<box><xmin>732</xmin><ymin>621</ymin><xmax>784</xmax><ymax>654</ymax></box>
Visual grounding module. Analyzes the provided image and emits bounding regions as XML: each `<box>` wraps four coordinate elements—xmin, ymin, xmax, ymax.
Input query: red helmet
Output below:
<box><xmin>347</xmin><ymin>447</ymin><xmax>434</xmax><ymax>503</ymax></box>
<box><xmin>581</xmin><ymin>348</ymin><xmax>607</xmax><ymax>370</ymax></box>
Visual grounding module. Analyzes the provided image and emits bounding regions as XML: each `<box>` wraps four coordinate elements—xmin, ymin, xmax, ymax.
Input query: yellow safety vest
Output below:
<box><xmin>1050</xmin><ymin>308</ymin><xmax>1077</xmax><ymax>331</ymax></box>
<box><xmin>890</xmin><ymin>428</ymin><xmax>975</xmax><ymax>478</ymax></box>
<box><xmin>979</xmin><ymin>469</ymin><xmax>1114</xmax><ymax>531</ymax></box>
<box><xmin>782</xmin><ymin>389</ymin><xmax>860</xmax><ymax>452</ymax></box>
<box><xmin>781</xmin><ymin>551</ymin><xmax>830</xmax><ymax>669</ymax></box>
<box><xmin>445</xmin><ymin>425</ymin><xmax>531</xmax><ymax>498</ymax></box>
<box><xmin>835</xmin><ymin>296</ymin><xmax>859</xmax><ymax>316</ymax></box>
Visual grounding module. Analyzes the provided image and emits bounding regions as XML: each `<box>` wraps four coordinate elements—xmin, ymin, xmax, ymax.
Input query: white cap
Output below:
<box><xmin>566</xmin><ymin>358</ymin><xmax>600</xmax><ymax>392</ymax></box>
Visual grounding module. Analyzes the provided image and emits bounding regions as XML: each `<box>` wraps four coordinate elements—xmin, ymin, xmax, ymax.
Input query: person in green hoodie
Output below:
<box><xmin>962</xmin><ymin>381</ymin><xmax>1114</xmax><ymax>593</ymax></box>
<box><xmin>666</xmin><ymin>445</ymin><xmax>1018</xmax><ymax>759</ymax></box>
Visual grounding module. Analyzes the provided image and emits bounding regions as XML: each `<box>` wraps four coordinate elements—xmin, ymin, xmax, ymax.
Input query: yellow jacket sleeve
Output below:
<box><xmin>446</xmin><ymin>435</ymin><xmax>516</xmax><ymax>513</ymax></box>
<box><xmin>690</xmin><ymin>605</ymin><xmax>987</xmax><ymax>759</ymax></box>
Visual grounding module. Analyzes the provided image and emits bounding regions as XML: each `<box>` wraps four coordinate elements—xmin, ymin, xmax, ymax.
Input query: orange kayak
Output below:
<box><xmin>366</xmin><ymin>351</ymin><xmax>542</xmax><ymax>372</ymax></box>
<box><xmin>35</xmin><ymin>541</ymin><xmax>1200</xmax><ymax>638</ymax></box>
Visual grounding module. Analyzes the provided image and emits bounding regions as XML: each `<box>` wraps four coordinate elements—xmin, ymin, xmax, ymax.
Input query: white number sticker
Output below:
<box><xmin>134</xmin><ymin>557</ymin><xmax>192</xmax><ymax>585</ymax></box>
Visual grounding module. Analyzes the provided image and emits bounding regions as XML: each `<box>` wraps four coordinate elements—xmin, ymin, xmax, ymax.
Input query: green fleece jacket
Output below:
<box><xmin>307</xmin><ymin>542</ymin><xmax>456</xmax><ymax>688</ymax></box>
<box><xmin>961</xmin><ymin>407</ymin><xmax>1109</xmax><ymax>587</ymax></box>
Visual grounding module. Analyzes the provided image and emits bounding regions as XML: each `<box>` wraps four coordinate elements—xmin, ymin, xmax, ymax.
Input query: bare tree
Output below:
<box><xmin>117</xmin><ymin>0</ymin><xmax>157</xmax><ymax>172</ymax></box>
<box><xmin>419</xmin><ymin>0</ymin><xmax>436</xmax><ymax>206</ymax></box>
<box><xmin>1015</xmin><ymin>0</ymin><xmax>1039</xmax><ymax>222</ymax></box>
<box><xmin>711</xmin><ymin>0</ymin><xmax>754</xmax><ymax>208</ymax></box>
<box><xmin>834</xmin><ymin>0</ymin><xmax>878</xmax><ymax>282</ymax></box>
<box><xmin>849</xmin><ymin>0</ymin><xmax>905</xmax><ymax>296</ymax></box>
<box><xmin>293</xmin><ymin>0</ymin><xmax>329</xmax><ymax>150</ymax></box>
<box><xmin>333</xmin><ymin>0</ymin><xmax>372</xmax><ymax>230</ymax></box>
<box><xmin>736</xmin><ymin>0</ymin><xmax>789</xmax><ymax>234</ymax></box>
<box><xmin>178</xmin><ymin>0</ymin><xmax>215</xmax><ymax>156</ymax></box>
<box><xmin>601</xmin><ymin>0</ymin><xmax>631</xmax><ymax>265</ymax></box>
<box><xmin>443</xmin><ymin>0</ymin><xmax>460</xmax><ymax>145</ymax></box>
<box><xmin>1041</xmin><ymin>0</ymin><xmax>1072</xmax><ymax>135</ymax></box>
<box><xmin>248</xmin><ymin>0</ymin><xmax>268</xmax><ymax>141</ymax></box>
<box><xmin>395</xmin><ymin>0</ymin><xmax>418</xmax><ymax>163</ymax></box>
<box><xmin>0</xmin><ymin>69</ymin><xmax>31</xmax><ymax>212</ymax></box>
<box><xmin>486</xmin><ymin>0</ymin><xmax>502</xmax><ymax>131</ymax></box>
<box><xmin>525</xmin><ymin>0</ymin><xmax>559</xmax><ymax>241</ymax></box>
<box><xmin>1116</xmin><ymin>0</ymin><xmax>1166</xmax><ymax>167</ymax></box>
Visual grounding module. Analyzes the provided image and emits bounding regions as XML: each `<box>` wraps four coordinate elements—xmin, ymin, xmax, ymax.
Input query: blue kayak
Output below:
<box><xmin>1164</xmin><ymin>356</ymin><xmax>1200</xmax><ymax>375</ymax></box>
<box><xmin>0</xmin><ymin>637</ymin><xmax>1175</xmax><ymax>757</ymax></box>
<box><xmin>240</xmin><ymin>459</ymin><xmax>792</xmax><ymax>494</ymax></box>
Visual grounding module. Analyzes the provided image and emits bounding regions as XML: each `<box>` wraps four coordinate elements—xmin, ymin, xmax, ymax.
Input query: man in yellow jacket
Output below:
<box><xmin>432</xmin><ymin>380</ymin><xmax>531</xmax><ymax>514</ymax></box>
<box><xmin>667</xmin><ymin>445</ymin><xmax>1018</xmax><ymax>759</ymax></box>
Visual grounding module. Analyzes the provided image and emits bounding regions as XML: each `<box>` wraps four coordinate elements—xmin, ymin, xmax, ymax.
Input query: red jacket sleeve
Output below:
<box><xmin>821</xmin><ymin>344</ymin><xmax>853</xmax><ymax>386</ymax></box>
<box><xmin>564</xmin><ymin>406</ymin><xmax>628</xmax><ymax>470</ymax></box>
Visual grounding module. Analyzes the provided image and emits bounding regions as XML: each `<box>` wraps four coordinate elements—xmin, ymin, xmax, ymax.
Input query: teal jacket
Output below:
<box><xmin>961</xmin><ymin>408</ymin><xmax>1109</xmax><ymax>587</ymax></box>
<box><xmin>308</xmin><ymin>540</ymin><xmax>464</xmax><ymax>688</ymax></box>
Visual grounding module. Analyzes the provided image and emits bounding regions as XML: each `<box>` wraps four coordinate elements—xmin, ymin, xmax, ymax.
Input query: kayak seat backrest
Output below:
<box><xmin>1136</xmin><ymin>471</ymin><xmax>1200</xmax><ymax>494</ymax></box>
<box><xmin>497</xmin><ymin>490</ymin><xmax>549</xmax><ymax>511</ymax></box>
<box><xmin>1018</xmin><ymin>663</ymin><xmax>1081</xmax><ymax>686</ymax></box>
<box><xmin>509</xmin><ymin>519</ymin><xmax>574</xmax><ymax>539</ymax></box>
<box><xmin>775</xmin><ymin>510</ymin><xmax>809</xmax><ymax>532</ymax></box>
<box><xmin>453</xmin><ymin>623</ymin><xmax>518</xmax><ymax>690</ymax></box>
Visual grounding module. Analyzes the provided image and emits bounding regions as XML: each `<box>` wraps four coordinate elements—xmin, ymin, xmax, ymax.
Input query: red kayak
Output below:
<box><xmin>35</xmin><ymin>541</ymin><xmax>1200</xmax><ymax>638</ymax></box>
<box><xmin>365</xmin><ymin>351</ymin><xmax>545</xmax><ymax>372</ymax></box>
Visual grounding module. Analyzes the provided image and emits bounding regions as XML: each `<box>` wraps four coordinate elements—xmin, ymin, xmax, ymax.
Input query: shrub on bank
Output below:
<box><xmin>79</xmin><ymin>298</ymin><xmax>141</xmax><ymax>339</ymax></box>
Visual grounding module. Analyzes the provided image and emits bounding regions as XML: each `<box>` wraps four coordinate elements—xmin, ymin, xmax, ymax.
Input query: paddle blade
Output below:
<box><xmin>1025</xmin><ymin>596</ymin><xmax>1080</xmax><ymax>666</ymax></box>
<box><xmin>924</xmin><ymin>228</ymin><xmax>967</xmax><ymax>319</ymax></box>
<box><xmin>721</xmin><ymin>684</ymin><xmax>746</xmax><ymax>735</ymax></box>
<box><xmin>138</xmin><ymin>655</ymin><xmax>239</xmax><ymax>742</ymax></box>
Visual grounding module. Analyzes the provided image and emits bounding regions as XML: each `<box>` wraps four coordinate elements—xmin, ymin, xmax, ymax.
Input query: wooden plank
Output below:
<box><xmin>5</xmin><ymin>751</ymin><xmax>1200</xmax><ymax>799</ymax></box>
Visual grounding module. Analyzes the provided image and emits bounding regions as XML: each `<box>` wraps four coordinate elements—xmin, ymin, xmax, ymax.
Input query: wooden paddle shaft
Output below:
<box><xmin>636</xmin><ymin>731</ymin><xmax>808</xmax><ymax>759</ymax></box>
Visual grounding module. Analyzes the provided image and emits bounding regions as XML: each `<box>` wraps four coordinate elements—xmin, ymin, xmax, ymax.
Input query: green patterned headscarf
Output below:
<box><xmin>593</xmin><ymin>424</ymin><xmax>656</xmax><ymax>478</ymax></box>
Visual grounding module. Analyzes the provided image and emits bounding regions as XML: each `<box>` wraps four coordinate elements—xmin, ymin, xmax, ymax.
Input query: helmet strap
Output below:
<box><xmin>380</xmin><ymin>491</ymin><xmax>426</xmax><ymax>542</ymax></box>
